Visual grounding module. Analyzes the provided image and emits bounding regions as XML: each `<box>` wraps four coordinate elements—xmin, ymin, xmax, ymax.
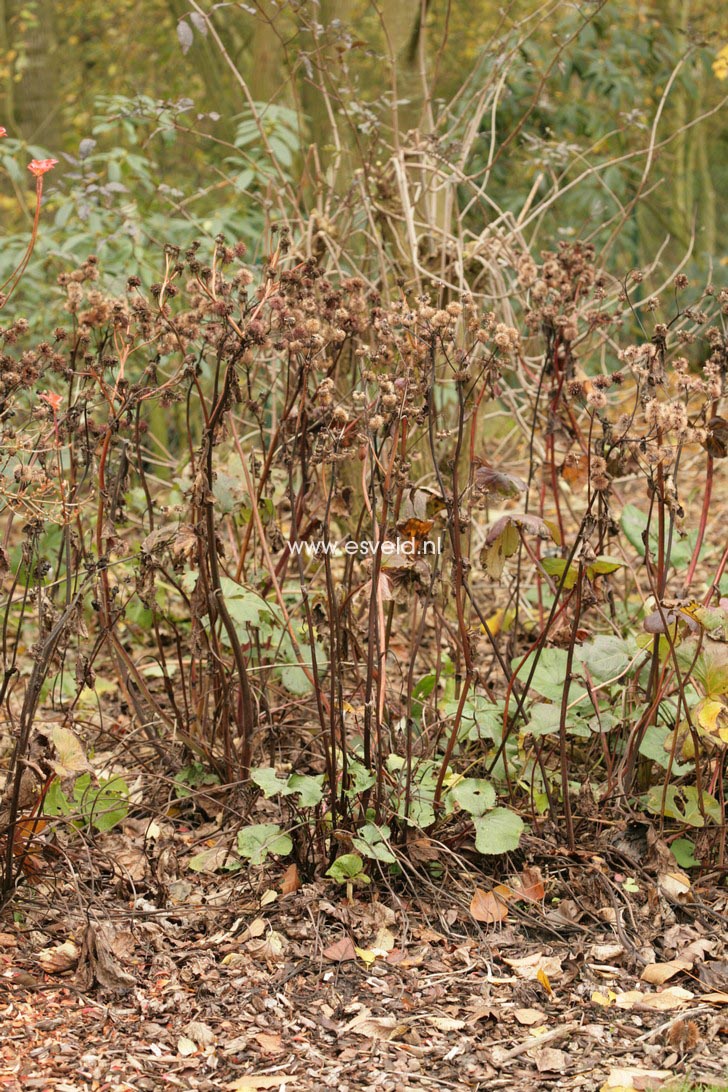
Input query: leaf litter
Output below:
<box><xmin>2</xmin><ymin>822</ymin><xmax>728</xmax><ymax>1092</ymax></box>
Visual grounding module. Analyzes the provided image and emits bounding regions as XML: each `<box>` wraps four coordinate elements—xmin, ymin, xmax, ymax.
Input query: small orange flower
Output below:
<box><xmin>40</xmin><ymin>390</ymin><xmax>63</xmax><ymax>411</ymax></box>
<box><xmin>28</xmin><ymin>158</ymin><xmax>58</xmax><ymax>177</ymax></box>
<box><xmin>0</xmin><ymin>127</ymin><xmax>7</xmax><ymax>138</ymax></box>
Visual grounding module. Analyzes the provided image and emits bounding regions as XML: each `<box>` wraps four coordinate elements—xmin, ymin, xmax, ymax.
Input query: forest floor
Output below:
<box><xmin>1</xmin><ymin>813</ymin><xmax>727</xmax><ymax>1092</ymax></box>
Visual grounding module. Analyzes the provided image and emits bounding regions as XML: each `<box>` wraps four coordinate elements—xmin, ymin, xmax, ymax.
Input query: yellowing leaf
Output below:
<box><xmin>658</xmin><ymin>871</ymin><xmax>691</xmax><ymax>899</ymax></box>
<box><xmin>481</xmin><ymin>608</ymin><xmax>515</xmax><ymax>637</ymax></box>
<box><xmin>537</xmin><ymin>967</ymin><xmax>554</xmax><ymax>996</ymax></box>
<box><xmin>355</xmin><ymin>946</ymin><xmax>377</xmax><ymax>965</ymax></box>
<box><xmin>713</xmin><ymin>44</ymin><xmax>728</xmax><ymax>80</ymax></box>
<box><xmin>697</xmin><ymin>698</ymin><xmax>727</xmax><ymax>735</ymax></box>
<box><xmin>50</xmin><ymin>725</ymin><xmax>89</xmax><ymax>777</ymax></box>
<box><xmin>177</xmin><ymin>1036</ymin><xmax>197</xmax><ymax>1057</ymax></box>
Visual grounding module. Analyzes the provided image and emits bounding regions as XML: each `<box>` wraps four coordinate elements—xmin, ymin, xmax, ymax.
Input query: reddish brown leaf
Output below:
<box><xmin>513</xmin><ymin>866</ymin><xmax>546</xmax><ymax>902</ymax></box>
<box><xmin>323</xmin><ymin>936</ymin><xmax>357</xmax><ymax>962</ymax></box>
<box><xmin>280</xmin><ymin>863</ymin><xmax>301</xmax><ymax>895</ymax></box>
<box><xmin>470</xmin><ymin>886</ymin><xmax>509</xmax><ymax>924</ymax></box>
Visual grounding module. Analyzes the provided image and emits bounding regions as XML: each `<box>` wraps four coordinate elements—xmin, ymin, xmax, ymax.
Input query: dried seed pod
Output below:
<box><xmin>705</xmin><ymin>416</ymin><xmax>728</xmax><ymax>458</ymax></box>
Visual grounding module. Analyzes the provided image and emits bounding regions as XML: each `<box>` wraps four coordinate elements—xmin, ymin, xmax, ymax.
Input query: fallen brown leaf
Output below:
<box><xmin>254</xmin><ymin>1032</ymin><xmax>283</xmax><ymax>1054</ymax></box>
<box><xmin>323</xmin><ymin>936</ymin><xmax>357</xmax><ymax>962</ymax></box>
<box><xmin>343</xmin><ymin>1011</ymin><xmax>409</xmax><ymax>1040</ymax></box>
<box><xmin>640</xmin><ymin>959</ymin><xmax>691</xmax><ymax>985</ymax></box>
<box><xmin>503</xmin><ymin>952</ymin><xmax>563</xmax><ymax>981</ymax></box>
<box><xmin>658</xmin><ymin>870</ymin><xmax>691</xmax><ymax>900</ymax></box>
<box><xmin>514</xmin><ymin>1008</ymin><xmax>546</xmax><ymax>1026</ymax></box>
<box><xmin>247</xmin><ymin>929</ymin><xmax>287</xmax><ymax>962</ymax></box>
<box><xmin>242</xmin><ymin>917</ymin><xmax>267</xmax><ymax>941</ymax></box>
<box><xmin>183</xmin><ymin>1020</ymin><xmax>215</xmax><ymax>1046</ymax></box>
<box><xmin>601</xmin><ymin>1067</ymin><xmax>673</xmax><ymax>1091</ymax></box>
<box><xmin>280</xmin><ymin>863</ymin><xmax>301</xmax><ymax>895</ymax></box>
<box><xmin>535</xmin><ymin>1047</ymin><xmax>568</xmax><ymax>1072</ymax></box>
<box><xmin>37</xmin><ymin>940</ymin><xmax>80</xmax><ymax>974</ymax></box>
<box><xmin>425</xmin><ymin>1016</ymin><xmax>465</xmax><ymax>1032</ymax></box>
<box><xmin>227</xmin><ymin>1077</ymin><xmax>297</xmax><ymax>1091</ymax></box>
<box><xmin>470</xmin><ymin>886</ymin><xmax>509</xmax><ymax>924</ymax></box>
<box><xmin>513</xmin><ymin>866</ymin><xmax>545</xmax><ymax>902</ymax></box>
<box><xmin>407</xmin><ymin>836</ymin><xmax>440</xmax><ymax>864</ymax></box>
<box><xmin>76</xmin><ymin>923</ymin><xmax>136</xmax><ymax>992</ymax></box>
<box><xmin>614</xmin><ymin>986</ymin><xmax>693</xmax><ymax>1011</ymax></box>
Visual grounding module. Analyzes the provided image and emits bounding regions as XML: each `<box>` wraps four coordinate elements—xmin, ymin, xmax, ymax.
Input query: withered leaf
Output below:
<box><xmin>323</xmin><ymin>936</ymin><xmax>357</xmax><ymax>962</ymax></box>
<box><xmin>470</xmin><ymin>886</ymin><xmax>509</xmax><ymax>924</ymax></box>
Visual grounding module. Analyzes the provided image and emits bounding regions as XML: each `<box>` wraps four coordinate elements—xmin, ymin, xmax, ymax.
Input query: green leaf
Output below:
<box><xmin>412</xmin><ymin>672</ymin><xmax>438</xmax><ymax>722</ymax></box>
<box><xmin>638</xmin><ymin>725</ymin><xmax>691</xmax><ymax>775</ymax></box>
<box><xmin>576</xmin><ymin>635</ymin><xmax>633</xmax><ymax>682</ymax></box>
<box><xmin>326</xmin><ymin>853</ymin><xmax>368</xmax><ymax>884</ymax></box>
<box><xmin>352</xmin><ymin>823</ymin><xmax>397</xmax><ymax>864</ymax></box>
<box><xmin>671</xmin><ymin>837</ymin><xmax>699</xmax><ymax>869</ymax></box>
<box><xmin>236</xmin><ymin>823</ymin><xmax>292</xmax><ymax>864</ymax></box>
<box><xmin>516</xmin><ymin>647</ymin><xmax>588</xmax><ymax>705</ymax></box>
<box><xmin>621</xmin><ymin>504</ymin><xmax>697</xmax><ymax>569</ymax></box>
<box><xmin>541</xmin><ymin>556</ymin><xmax>578</xmax><ymax>589</ymax></box>
<box><xmin>251</xmin><ymin>767</ymin><xmax>292</xmax><ymax>798</ymax></box>
<box><xmin>213</xmin><ymin>469</ymin><xmax>247</xmax><ymax>513</ymax></box>
<box><xmin>278</xmin><ymin>661</ymin><xmax>313</xmax><ymax>694</ymax></box>
<box><xmin>588</xmin><ymin>555</ymin><xmax>624</xmax><ymax>576</ymax></box>
<box><xmin>70</xmin><ymin>773</ymin><xmax>129</xmax><ymax>833</ymax></box>
<box><xmin>174</xmin><ymin>762</ymin><xmax>220</xmax><ymax>798</ymax></box>
<box><xmin>524</xmin><ymin>703</ymin><xmax>562</xmax><ymax>737</ymax></box>
<box><xmin>449</xmin><ymin>778</ymin><xmax>496</xmax><ymax>817</ymax></box>
<box><xmin>188</xmin><ymin>845</ymin><xmax>239</xmax><ymax>873</ymax></box>
<box><xmin>682</xmin><ymin>786</ymin><xmax>721</xmax><ymax>827</ymax></box>
<box><xmin>473</xmin><ymin>808</ymin><xmax>525</xmax><ymax>855</ymax></box>
<box><xmin>346</xmin><ymin>761</ymin><xmax>376</xmax><ymax>795</ymax></box>
<box><xmin>396</xmin><ymin>796</ymin><xmax>436</xmax><ymax>829</ymax></box>
<box><xmin>43</xmin><ymin>778</ymin><xmax>71</xmax><ymax>817</ymax></box>
<box><xmin>287</xmin><ymin>774</ymin><xmax>324</xmax><ymax>807</ymax></box>
<box><xmin>645</xmin><ymin>785</ymin><xmax>721</xmax><ymax>828</ymax></box>
<box><xmin>621</xmin><ymin>504</ymin><xmax>649</xmax><ymax>557</ymax></box>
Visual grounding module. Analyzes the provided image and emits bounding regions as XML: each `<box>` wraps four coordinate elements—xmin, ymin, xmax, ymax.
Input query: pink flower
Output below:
<box><xmin>40</xmin><ymin>390</ymin><xmax>63</xmax><ymax>412</ymax></box>
<box><xmin>28</xmin><ymin>158</ymin><xmax>58</xmax><ymax>177</ymax></box>
<box><xmin>0</xmin><ymin>128</ymin><xmax>7</xmax><ymax>138</ymax></box>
